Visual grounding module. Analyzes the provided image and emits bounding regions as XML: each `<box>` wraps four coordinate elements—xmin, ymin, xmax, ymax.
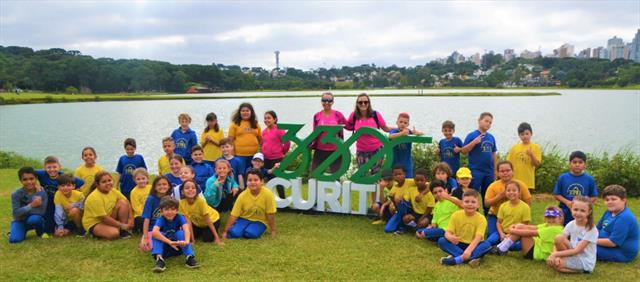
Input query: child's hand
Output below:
<box><xmin>499</xmin><ymin>232</ymin><xmax>506</xmax><ymax>241</ymax></box>
<box><xmin>169</xmin><ymin>241</ymin><xmax>180</xmax><ymax>251</ymax></box>
<box><xmin>415</xmin><ymin>231</ymin><xmax>425</xmax><ymax>239</ymax></box>
<box><xmin>30</xmin><ymin>196</ymin><xmax>43</xmax><ymax>208</ymax></box>
<box><xmin>449</xmin><ymin>235</ymin><xmax>460</xmax><ymax>245</ymax></box>
<box><xmin>473</xmin><ymin>134</ymin><xmax>484</xmax><ymax>145</ymax></box>
<box><xmin>54</xmin><ymin>228</ymin><xmax>68</xmax><ymax>237</ymax></box>
<box><xmin>415</xmin><ymin>194</ymin><xmax>423</xmax><ymax>202</ymax></box>
<box><xmin>232</xmin><ymin>188</ymin><xmax>239</xmax><ymax>196</ymax></box>
<box><xmin>273</xmin><ymin>163</ymin><xmax>281</xmax><ymax>169</ymax></box>
<box><xmin>453</xmin><ymin>146</ymin><xmax>461</xmax><ymax>153</ymax></box>
<box><xmin>221</xmin><ymin>231</ymin><xmax>228</xmax><ymax>239</ymax></box>
<box><xmin>214</xmin><ymin>238</ymin><xmax>224</xmax><ymax>246</ymax></box>
<box><xmin>462</xmin><ymin>250</ymin><xmax>472</xmax><ymax>261</ymax></box>
<box><xmin>139</xmin><ymin>237</ymin><xmax>151</xmax><ymax>251</ymax></box>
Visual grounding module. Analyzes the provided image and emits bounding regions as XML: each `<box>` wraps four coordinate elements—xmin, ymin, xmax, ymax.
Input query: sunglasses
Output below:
<box><xmin>357</xmin><ymin>100</ymin><xmax>369</xmax><ymax>105</ymax></box>
<box><xmin>321</xmin><ymin>99</ymin><xmax>334</xmax><ymax>103</ymax></box>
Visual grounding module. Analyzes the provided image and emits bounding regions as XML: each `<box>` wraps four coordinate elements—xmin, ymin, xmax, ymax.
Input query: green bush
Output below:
<box><xmin>65</xmin><ymin>86</ymin><xmax>79</xmax><ymax>94</ymax></box>
<box><xmin>0</xmin><ymin>151</ymin><xmax>41</xmax><ymax>169</ymax></box>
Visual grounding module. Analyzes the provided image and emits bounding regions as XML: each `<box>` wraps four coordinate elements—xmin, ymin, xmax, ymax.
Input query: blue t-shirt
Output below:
<box><xmin>215</xmin><ymin>156</ymin><xmax>245</xmax><ymax>185</ymax></box>
<box><xmin>164</xmin><ymin>173</ymin><xmax>182</xmax><ymax>188</ymax></box>
<box><xmin>35</xmin><ymin>170</ymin><xmax>85</xmax><ymax>198</ymax></box>
<box><xmin>155</xmin><ymin>213</ymin><xmax>187</xmax><ymax>236</ymax></box>
<box><xmin>596</xmin><ymin>207</ymin><xmax>639</xmax><ymax>261</ymax></box>
<box><xmin>463</xmin><ymin>130</ymin><xmax>497</xmax><ymax>174</ymax></box>
<box><xmin>192</xmin><ymin>161</ymin><xmax>214</xmax><ymax>190</ymax></box>
<box><xmin>115</xmin><ymin>154</ymin><xmax>147</xmax><ymax>198</ymax></box>
<box><xmin>552</xmin><ymin>172</ymin><xmax>598</xmax><ymax>209</ymax></box>
<box><xmin>142</xmin><ymin>194</ymin><xmax>162</xmax><ymax>231</ymax></box>
<box><xmin>446</xmin><ymin>177</ymin><xmax>458</xmax><ymax>193</ymax></box>
<box><xmin>171</xmin><ymin>127</ymin><xmax>198</xmax><ymax>164</ymax></box>
<box><xmin>438</xmin><ymin>137</ymin><xmax>463</xmax><ymax>175</ymax></box>
<box><xmin>389</xmin><ymin>128</ymin><xmax>414</xmax><ymax>177</ymax></box>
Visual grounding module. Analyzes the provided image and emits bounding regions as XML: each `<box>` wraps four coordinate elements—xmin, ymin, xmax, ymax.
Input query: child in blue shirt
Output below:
<box><xmin>171</xmin><ymin>113</ymin><xmax>198</xmax><ymax>165</ymax></box>
<box><xmin>140</xmin><ymin>176</ymin><xmax>172</xmax><ymax>252</ymax></box>
<box><xmin>552</xmin><ymin>151</ymin><xmax>598</xmax><ymax>225</ymax></box>
<box><xmin>116</xmin><ymin>138</ymin><xmax>147</xmax><ymax>200</ymax></box>
<box><xmin>151</xmin><ymin>196</ymin><xmax>199</xmax><ymax>272</ymax></box>
<box><xmin>216</xmin><ymin>137</ymin><xmax>245</xmax><ymax>187</ymax></box>
<box><xmin>596</xmin><ymin>185</ymin><xmax>639</xmax><ymax>263</ymax></box>
<box><xmin>436</xmin><ymin>120</ymin><xmax>463</xmax><ymax>175</ymax></box>
<box><xmin>190</xmin><ymin>145</ymin><xmax>214</xmax><ymax>190</ymax></box>
<box><xmin>10</xmin><ymin>167</ymin><xmax>48</xmax><ymax>243</ymax></box>
<box><xmin>461</xmin><ymin>112</ymin><xmax>497</xmax><ymax>214</ymax></box>
<box><xmin>35</xmin><ymin>156</ymin><xmax>84</xmax><ymax>233</ymax></box>
<box><xmin>433</xmin><ymin>162</ymin><xmax>458</xmax><ymax>193</ymax></box>
<box><xmin>388</xmin><ymin>112</ymin><xmax>423</xmax><ymax>178</ymax></box>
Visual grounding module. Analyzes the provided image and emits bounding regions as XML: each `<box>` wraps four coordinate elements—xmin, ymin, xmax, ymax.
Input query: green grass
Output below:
<box><xmin>0</xmin><ymin>168</ymin><xmax>638</xmax><ymax>280</ymax></box>
<box><xmin>0</xmin><ymin>91</ymin><xmax>562</xmax><ymax>105</ymax></box>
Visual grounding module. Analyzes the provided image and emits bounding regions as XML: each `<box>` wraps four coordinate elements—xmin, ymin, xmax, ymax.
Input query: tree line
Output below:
<box><xmin>1</xmin><ymin>46</ymin><xmax>638</xmax><ymax>93</ymax></box>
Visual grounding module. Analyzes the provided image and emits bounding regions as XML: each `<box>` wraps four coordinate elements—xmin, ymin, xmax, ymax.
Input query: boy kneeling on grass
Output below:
<box><xmin>438</xmin><ymin>189</ymin><xmax>492</xmax><ymax>267</ymax></box>
<box><xmin>152</xmin><ymin>196</ymin><xmax>199</xmax><ymax>272</ymax></box>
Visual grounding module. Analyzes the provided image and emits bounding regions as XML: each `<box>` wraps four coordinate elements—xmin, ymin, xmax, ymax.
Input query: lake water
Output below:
<box><xmin>1</xmin><ymin>89</ymin><xmax>638</xmax><ymax>174</ymax></box>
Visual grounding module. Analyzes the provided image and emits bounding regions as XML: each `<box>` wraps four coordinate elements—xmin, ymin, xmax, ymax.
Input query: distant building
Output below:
<box><xmin>600</xmin><ymin>47</ymin><xmax>610</xmax><ymax>60</ymax></box>
<box><xmin>592</xmin><ymin>47</ymin><xmax>604</xmax><ymax>59</ymax></box>
<box><xmin>520</xmin><ymin>49</ymin><xmax>541</xmax><ymax>59</ymax></box>
<box><xmin>631</xmin><ymin>29</ymin><xmax>640</xmax><ymax>62</ymax></box>
<box><xmin>607</xmin><ymin>36</ymin><xmax>624</xmax><ymax>49</ymax></box>
<box><xmin>469</xmin><ymin>53</ymin><xmax>482</xmax><ymax>65</ymax></box>
<box><xmin>504</xmin><ymin>49</ymin><xmax>516</xmax><ymax>62</ymax></box>
<box><xmin>578</xmin><ymin>48</ymin><xmax>591</xmax><ymax>59</ymax></box>
<box><xmin>456</xmin><ymin>54</ymin><xmax>466</xmax><ymax>64</ymax></box>
<box><xmin>554</xmin><ymin>43</ymin><xmax>574</xmax><ymax>58</ymax></box>
<box><xmin>610</xmin><ymin>46</ymin><xmax>625</xmax><ymax>61</ymax></box>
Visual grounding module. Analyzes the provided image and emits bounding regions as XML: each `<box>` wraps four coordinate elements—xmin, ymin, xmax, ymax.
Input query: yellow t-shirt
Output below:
<box><xmin>54</xmin><ymin>190</ymin><xmax>85</xmax><ymax>214</ymax></box>
<box><xmin>157</xmin><ymin>155</ymin><xmax>185</xmax><ymax>176</ymax></box>
<box><xmin>403</xmin><ymin>186</ymin><xmax>435</xmax><ymax>215</ymax></box>
<box><xmin>179</xmin><ymin>197</ymin><xmax>220</xmax><ymax>228</ymax></box>
<box><xmin>230</xmin><ymin>186</ymin><xmax>276</xmax><ymax>226</ymax></box>
<box><xmin>497</xmin><ymin>200</ymin><xmax>531</xmax><ymax>232</ymax></box>
<box><xmin>74</xmin><ymin>164</ymin><xmax>104</xmax><ymax>196</ymax></box>
<box><xmin>485</xmin><ymin>179</ymin><xmax>532</xmax><ymax>215</ymax></box>
<box><xmin>82</xmin><ymin>188</ymin><xmax>127</xmax><ymax>231</ymax></box>
<box><xmin>389</xmin><ymin>178</ymin><xmax>415</xmax><ymax>204</ymax></box>
<box><xmin>228</xmin><ymin>121</ymin><xmax>261</xmax><ymax>157</ymax></box>
<box><xmin>130</xmin><ymin>184</ymin><xmax>151</xmax><ymax>218</ymax></box>
<box><xmin>447</xmin><ymin>210</ymin><xmax>487</xmax><ymax>244</ymax></box>
<box><xmin>200</xmin><ymin>129</ymin><xmax>225</xmax><ymax>161</ymax></box>
<box><xmin>506</xmin><ymin>143</ymin><xmax>542</xmax><ymax>189</ymax></box>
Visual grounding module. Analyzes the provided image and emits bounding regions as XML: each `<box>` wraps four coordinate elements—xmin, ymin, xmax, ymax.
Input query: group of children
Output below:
<box><xmin>9</xmin><ymin>106</ymin><xmax>639</xmax><ymax>274</ymax></box>
<box><xmin>371</xmin><ymin>112</ymin><xmax>638</xmax><ymax>272</ymax></box>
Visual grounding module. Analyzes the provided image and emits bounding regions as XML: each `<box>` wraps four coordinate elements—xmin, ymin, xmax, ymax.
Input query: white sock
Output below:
<box><xmin>407</xmin><ymin>221</ymin><xmax>417</xmax><ymax>227</ymax></box>
<box><xmin>497</xmin><ymin>238</ymin><xmax>514</xmax><ymax>252</ymax></box>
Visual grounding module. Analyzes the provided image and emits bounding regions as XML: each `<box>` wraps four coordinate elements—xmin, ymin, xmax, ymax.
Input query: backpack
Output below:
<box><xmin>310</xmin><ymin>110</ymin><xmax>345</xmax><ymax>149</ymax></box>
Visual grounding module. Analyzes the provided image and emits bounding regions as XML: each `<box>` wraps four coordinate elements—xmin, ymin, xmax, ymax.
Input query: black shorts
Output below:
<box><xmin>192</xmin><ymin>220</ymin><xmax>221</xmax><ymax>242</ymax></box>
<box><xmin>524</xmin><ymin>245</ymin><xmax>534</xmax><ymax>260</ymax></box>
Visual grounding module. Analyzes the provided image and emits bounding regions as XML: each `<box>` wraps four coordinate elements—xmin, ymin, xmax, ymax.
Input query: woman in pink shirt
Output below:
<box><xmin>345</xmin><ymin>93</ymin><xmax>391</xmax><ymax>175</ymax></box>
<box><xmin>310</xmin><ymin>92</ymin><xmax>347</xmax><ymax>174</ymax></box>
<box><xmin>262</xmin><ymin>110</ymin><xmax>291</xmax><ymax>198</ymax></box>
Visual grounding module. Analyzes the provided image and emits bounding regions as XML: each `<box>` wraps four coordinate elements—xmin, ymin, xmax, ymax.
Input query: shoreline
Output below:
<box><xmin>0</xmin><ymin>91</ymin><xmax>563</xmax><ymax>105</ymax></box>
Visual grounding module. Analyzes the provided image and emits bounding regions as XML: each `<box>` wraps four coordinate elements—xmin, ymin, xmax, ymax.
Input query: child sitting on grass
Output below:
<box><xmin>596</xmin><ymin>185</ymin><xmax>639</xmax><ymax>263</ymax></box>
<box><xmin>401</xmin><ymin>168</ymin><xmax>435</xmax><ymax>230</ymax></box>
<box><xmin>151</xmin><ymin>196</ymin><xmax>199</xmax><ymax>272</ymax></box>
<box><xmin>491</xmin><ymin>206</ymin><xmax>564</xmax><ymax>259</ymax></box>
<box><xmin>179</xmin><ymin>179</ymin><xmax>223</xmax><ymax>245</ymax></box>
<box><xmin>438</xmin><ymin>189</ymin><xmax>491</xmax><ymax>267</ymax></box>
<box><xmin>371</xmin><ymin>169</ymin><xmax>394</xmax><ymax>225</ymax></box>
<box><xmin>9</xmin><ymin>167</ymin><xmax>48</xmax><ymax>243</ymax></box>
<box><xmin>547</xmin><ymin>196</ymin><xmax>598</xmax><ymax>273</ymax></box>
<box><xmin>487</xmin><ymin>181</ymin><xmax>531</xmax><ymax>249</ymax></box>
<box><xmin>140</xmin><ymin>176</ymin><xmax>172</xmax><ymax>252</ymax></box>
<box><xmin>416</xmin><ymin>179</ymin><xmax>461</xmax><ymax>242</ymax></box>
<box><xmin>53</xmin><ymin>173</ymin><xmax>85</xmax><ymax>237</ymax></box>
<box><xmin>130</xmin><ymin>168</ymin><xmax>151</xmax><ymax>233</ymax></box>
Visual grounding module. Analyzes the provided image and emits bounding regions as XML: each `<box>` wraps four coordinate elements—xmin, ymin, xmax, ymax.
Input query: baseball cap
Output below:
<box><xmin>456</xmin><ymin>167</ymin><xmax>472</xmax><ymax>179</ymax></box>
<box><xmin>252</xmin><ymin>152</ymin><xmax>264</xmax><ymax>161</ymax></box>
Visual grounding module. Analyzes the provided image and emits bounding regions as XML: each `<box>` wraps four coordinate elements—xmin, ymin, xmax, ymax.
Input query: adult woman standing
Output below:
<box><xmin>310</xmin><ymin>92</ymin><xmax>347</xmax><ymax>174</ymax></box>
<box><xmin>345</xmin><ymin>93</ymin><xmax>391</xmax><ymax>175</ymax></box>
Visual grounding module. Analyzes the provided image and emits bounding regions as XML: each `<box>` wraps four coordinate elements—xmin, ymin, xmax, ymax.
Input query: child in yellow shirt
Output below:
<box><xmin>222</xmin><ymin>169</ymin><xmax>276</xmax><ymax>239</ymax></box>
<box><xmin>74</xmin><ymin>147</ymin><xmax>104</xmax><ymax>196</ymax></box>
<box><xmin>53</xmin><ymin>173</ymin><xmax>85</xmax><ymax>237</ymax></box>
<box><xmin>487</xmin><ymin>181</ymin><xmax>531</xmax><ymax>249</ymax></box>
<box><xmin>384</xmin><ymin>164</ymin><xmax>415</xmax><ymax>234</ymax></box>
<box><xmin>401</xmin><ymin>168</ymin><xmax>435</xmax><ymax>230</ymax></box>
<box><xmin>439</xmin><ymin>189</ymin><xmax>492</xmax><ymax>267</ymax></box>
<box><xmin>506</xmin><ymin>122</ymin><xmax>541</xmax><ymax>191</ymax></box>
<box><xmin>179</xmin><ymin>179</ymin><xmax>222</xmax><ymax>245</ymax></box>
<box><xmin>130</xmin><ymin>168</ymin><xmax>151</xmax><ymax>233</ymax></box>
<box><xmin>201</xmin><ymin>112</ymin><xmax>224</xmax><ymax>166</ymax></box>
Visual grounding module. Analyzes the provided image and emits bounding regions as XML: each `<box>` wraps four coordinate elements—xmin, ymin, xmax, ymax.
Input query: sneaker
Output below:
<box><xmin>371</xmin><ymin>219</ymin><xmax>386</xmax><ymax>225</ymax></box>
<box><xmin>489</xmin><ymin>246</ymin><xmax>499</xmax><ymax>255</ymax></box>
<box><xmin>185</xmin><ymin>255</ymin><xmax>200</xmax><ymax>269</ymax></box>
<box><xmin>119</xmin><ymin>230</ymin><xmax>132</xmax><ymax>239</ymax></box>
<box><xmin>468</xmin><ymin>258</ymin><xmax>481</xmax><ymax>268</ymax></box>
<box><xmin>75</xmin><ymin>229</ymin><xmax>87</xmax><ymax>238</ymax></box>
<box><xmin>440</xmin><ymin>256</ymin><xmax>456</xmax><ymax>266</ymax></box>
<box><xmin>393</xmin><ymin>230</ymin><xmax>404</xmax><ymax>235</ymax></box>
<box><xmin>153</xmin><ymin>256</ymin><xmax>166</xmax><ymax>273</ymax></box>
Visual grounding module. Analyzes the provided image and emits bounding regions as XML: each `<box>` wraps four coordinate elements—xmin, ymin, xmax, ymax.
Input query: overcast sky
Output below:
<box><xmin>1</xmin><ymin>1</ymin><xmax>638</xmax><ymax>69</ymax></box>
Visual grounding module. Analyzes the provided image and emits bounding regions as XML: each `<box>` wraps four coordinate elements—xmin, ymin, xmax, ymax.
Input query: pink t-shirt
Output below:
<box><xmin>346</xmin><ymin>111</ymin><xmax>387</xmax><ymax>152</ymax></box>
<box><xmin>261</xmin><ymin>125</ymin><xmax>291</xmax><ymax>160</ymax></box>
<box><xmin>313</xmin><ymin>110</ymin><xmax>347</xmax><ymax>151</ymax></box>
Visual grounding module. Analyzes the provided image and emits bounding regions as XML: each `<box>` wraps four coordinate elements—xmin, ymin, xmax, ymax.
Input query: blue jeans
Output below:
<box><xmin>437</xmin><ymin>237</ymin><xmax>492</xmax><ymax>260</ymax></box>
<box><xmin>227</xmin><ymin>217</ymin><xmax>267</xmax><ymax>239</ymax></box>
<box><xmin>487</xmin><ymin>214</ymin><xmax>497</xmax><ymax>236</ymax></box>
<box><xmin>384</xmin><ymin>201</ymin><xmax>411</xmax><ymax>233</ymax></box>
<box><xmin>470</xmin><ymin>170</ymin><xmax>494</xmax><ymax>215</ymax></box>
<box><xmin>9</xmin><ymin>215</ymin><xmax>45</xmax><ymax>243</ymax></box>
<box><xmin>152</xmin><ymin>230</ymin><xmax>194</xmax><ymax>257</ymax></box>
<box><xmin>417</xmin><ymin>227</ymin><xmax>445</xmax><ymax>241</ymax></box>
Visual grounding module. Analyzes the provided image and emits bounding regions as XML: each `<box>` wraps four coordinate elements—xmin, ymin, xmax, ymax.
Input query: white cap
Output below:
<box><xmin>253</xmin><ymin>152</ymin><xmax>264</xmax><ymax>161</ymax></box>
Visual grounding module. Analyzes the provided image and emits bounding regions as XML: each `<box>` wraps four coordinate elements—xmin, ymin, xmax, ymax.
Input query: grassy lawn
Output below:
<box><xmin>0</xmin><ymin>168</ymin><xmax>638</xmax><ymax>280</ymax></box>
<box><xmin>0</xmin><ymin>91</ymin><xmax>562</xmax><ymax>105</ymax></box>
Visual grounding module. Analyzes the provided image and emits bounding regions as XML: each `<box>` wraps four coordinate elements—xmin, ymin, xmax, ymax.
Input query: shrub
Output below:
<box><xmin>0</xmin><ymin>151</ymin><xmax>41</xmax><ymax>169</ymax></box>
<box><xmin>65</xmin><ymin>86</ymin><xmax>79</xmax><ymax>94</ymax></box>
